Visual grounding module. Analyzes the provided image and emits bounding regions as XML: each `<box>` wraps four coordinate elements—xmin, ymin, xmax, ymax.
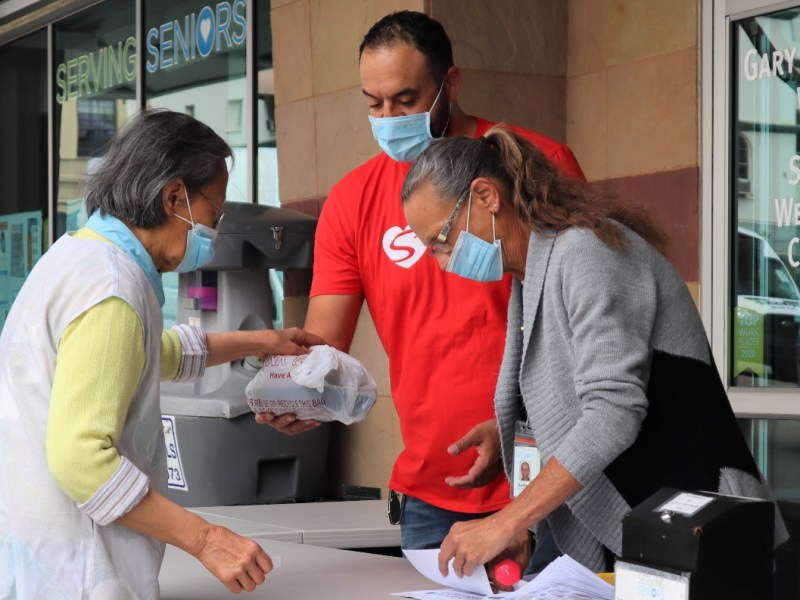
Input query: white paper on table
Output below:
<box><xmin>511</xmin><ymin>555</ymin><xmax>614</xmax><ymax>599</ymax></box>
<box><xmin>391</xmin><ymin>589</ymin><xmax>485</xmax><ymax>600</ymax></box>
<box><xmin>395</xmin><ymin>550</ymin><xmax>614</xmax><ymax>600</ymax></box>
<box><xmin>400</xmin><ymin>549</ymin><xmax>495</xmax><ymax>596</ymax></box>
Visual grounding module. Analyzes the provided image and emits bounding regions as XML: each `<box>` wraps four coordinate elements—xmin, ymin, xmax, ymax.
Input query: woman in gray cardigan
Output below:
<box><xmin>401</xmin><ymin>127</ymin><xmax>787</xmax><ymax>579</ymax></box>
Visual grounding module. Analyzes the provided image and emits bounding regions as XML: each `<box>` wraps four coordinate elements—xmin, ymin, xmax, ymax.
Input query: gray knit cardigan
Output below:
<box><xmin>494</xmin><ymin>225</ymin><xmax>788</xmax><ymax>571</ymax></box>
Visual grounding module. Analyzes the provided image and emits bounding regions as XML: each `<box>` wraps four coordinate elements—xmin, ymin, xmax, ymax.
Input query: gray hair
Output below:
<box><xmin>401</xmin><ymin>134</ymin><xmax>511</xmax><ymax>208</ymax></box>
<box><xmin>83</xmin><ymin>109</ymin><xmax>232</xmax><ymax>228</ymax></box>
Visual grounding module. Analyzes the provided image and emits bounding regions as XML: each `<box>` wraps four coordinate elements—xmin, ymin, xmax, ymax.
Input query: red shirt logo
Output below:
<box><xmin>381</xmin><ymin>225</ymin><xmax>427</xmax><ymax>269</ymax></box>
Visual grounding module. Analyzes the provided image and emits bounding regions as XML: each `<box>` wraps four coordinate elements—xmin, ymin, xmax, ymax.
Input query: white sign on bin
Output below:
<box><xmin>162</xmin><ymin>415</ymin><xmax>189</xmax><ymax>491</ymax></box>
<box><xmin>615</xmin><ymin>561</ymin><xmax>689</xmax><ymax>600</ymax></box>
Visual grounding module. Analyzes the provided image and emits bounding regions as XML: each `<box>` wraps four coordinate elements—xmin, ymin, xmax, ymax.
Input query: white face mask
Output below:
<box><xmin>367</xmin><ymin>79</ymin><xmax>451</xmax><ymax>162</ymax></box>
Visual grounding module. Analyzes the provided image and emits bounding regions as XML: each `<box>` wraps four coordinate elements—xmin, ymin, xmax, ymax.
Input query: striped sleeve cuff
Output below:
<box><xmin>77</xmin><ymin>456</ymin><xmax>149</xmax><ymax>526</ymax></box>
<box><xmin>171</xmin><ymin>324</ymin><xmax>208</xmax><ymax>382</ymax></box>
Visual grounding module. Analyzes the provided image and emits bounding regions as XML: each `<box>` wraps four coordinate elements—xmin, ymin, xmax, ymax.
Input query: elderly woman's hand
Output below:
<box><xmin>206</xmin><ymin>328</ymin><xmax>326</xmax><ymax>367</ymax></box>
<box><xmin>251</xmin><ymin>327</ymin><xmax>326</xmax><ymax>357</ymax></box>
<box><xmin>194</xmin><ymin>524</ymin><xmax>273</xmax><ymax>593</ymax></box>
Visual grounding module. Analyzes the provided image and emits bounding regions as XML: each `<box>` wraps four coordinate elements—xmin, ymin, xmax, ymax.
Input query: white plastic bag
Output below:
<box><xmin>245</xmin><ymin>345</ymin><xmax>377</xmax><ymax>425</ymax></box>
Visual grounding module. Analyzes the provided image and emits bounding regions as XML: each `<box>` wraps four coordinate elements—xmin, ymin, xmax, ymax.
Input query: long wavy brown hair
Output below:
<box><xmin>402</xmin><ymin>125</ymin><xmax>666</xmax><ymax>251</ymax></box>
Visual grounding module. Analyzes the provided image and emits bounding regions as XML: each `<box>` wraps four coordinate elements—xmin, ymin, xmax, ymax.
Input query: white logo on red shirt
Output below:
<box><xmin>382</xmin><ymin>225</ymin><xmax>427</xmax><ymax>269</ymax></box>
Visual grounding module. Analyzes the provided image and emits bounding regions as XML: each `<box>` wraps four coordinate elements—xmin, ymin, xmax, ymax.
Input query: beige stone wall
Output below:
<box><xmin>566</xmin><ymin>0</ymin><xmax>698</xmax><ymax>181</ymax></box>
<box><xmin>432</xmin><ymin>0</ymin><xmax>569</xmax><ymax>141</ymax></box>
<box><xmin>566</xmin><ymin>0</ymin><xmax>701</xmax><ymax>290</ymax></box>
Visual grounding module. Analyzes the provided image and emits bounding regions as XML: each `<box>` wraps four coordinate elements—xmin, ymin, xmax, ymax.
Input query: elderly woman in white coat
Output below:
<box><xmin>400</xmin><ymin>126</ymin><xmax>787</xmax><ymax>585</ymax></box>
<box><xmin>0</xmin><ymin>109</ymin><xmax>323</xmax><ymax>598</ymax></box>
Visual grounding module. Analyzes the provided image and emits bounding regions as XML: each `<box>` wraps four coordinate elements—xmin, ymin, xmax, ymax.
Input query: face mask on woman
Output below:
<box><xmin>173</xmin><ymin>186</ymin><xmax>218</xmax><ymax>272</ymax></box>
<box><xmin>446</xmin><ymin>192</ymin><xmax>503</xmax><ymax>282</ymax></box>
<box><xmin>368</xmin><ymin>79</ymin><xmax>451</xmax><ymax>163</ymax></box>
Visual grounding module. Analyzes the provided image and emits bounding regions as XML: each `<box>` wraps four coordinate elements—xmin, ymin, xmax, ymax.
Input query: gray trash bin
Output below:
<box><xmin>161</xmin><ymin>202</ymin><xmax>329</xmax><ymax>507</ymax></box>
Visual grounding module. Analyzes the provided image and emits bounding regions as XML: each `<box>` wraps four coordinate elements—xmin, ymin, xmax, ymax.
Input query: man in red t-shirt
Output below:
<box><xmin>258</xmin><ymin>11</ymin><xmax>583</xmax><ymax>564</ymax></box>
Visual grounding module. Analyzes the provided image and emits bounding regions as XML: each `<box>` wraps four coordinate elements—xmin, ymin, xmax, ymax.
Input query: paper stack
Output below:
<box><xmin>395</xmin><ymin>550</ymin><xmax>613</xmax><ymax>600</ymax></box>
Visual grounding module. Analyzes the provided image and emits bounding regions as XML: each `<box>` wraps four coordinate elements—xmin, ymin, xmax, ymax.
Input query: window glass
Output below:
<box><xmin>255</xmin><ymin>4</ymin><xmax>283</xmax><ymax>327</ymax></box>
<box><xmin>53</xmin><ymin>0</ymin><xmax>137</xmax><ymax>242</ymax></box>
<box><xmin>731</xmin><ymin>9</ymin><xmax>800</xmax><ymax>388</ymax></box>
<box><xmin>144</xmin><ymin>0</ymin><xmax>248</xmax><ymax>326</ymax></box>
<box><xmin>739</xmin><ymin>417</ymin><xmax>800</xmax><ymax>598</ymax></box>
<box><xmin>256</xmin><ymin>3</ymin><xmax>278</xmax><ymax>208</ymax></box>
<box><xmin>0</xmin><ymin>30</ymin><xmax>48</xmax><ymax>330</ymax></box>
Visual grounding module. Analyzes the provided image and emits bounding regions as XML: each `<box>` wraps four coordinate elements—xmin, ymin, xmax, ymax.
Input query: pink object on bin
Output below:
<box><xmin>188</xmin><ymin>286</ymin><xmax>218</xmax><ymax>310</ymax></box>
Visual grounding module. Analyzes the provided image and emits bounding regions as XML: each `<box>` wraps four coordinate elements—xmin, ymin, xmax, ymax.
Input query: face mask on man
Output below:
<box><xmin>173</xmin><ymin>185</ymin><xmax>218</xmax><ymax>273</ymax></box>
<box><xmin>368</xmin><ymin>78</ymin><xmax>451</xmax><ymax>163</ymax></box>
<box><xmin>446</xmin><ymin>191</ymin><xmax>503</xmax><ymax>282</ymax></box>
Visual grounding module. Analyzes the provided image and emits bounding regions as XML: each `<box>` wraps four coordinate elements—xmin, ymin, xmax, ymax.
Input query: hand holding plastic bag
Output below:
<box><xmin>246</xmin><ymin>345</ymin><xmax>377</xmax><ymax>425</ymax></box>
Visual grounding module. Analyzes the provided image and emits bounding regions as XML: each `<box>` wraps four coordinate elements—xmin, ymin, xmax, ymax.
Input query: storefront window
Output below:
<box><xmin>731</xmin><ymin>8</ymin><xmax>800</xmax><ymax>388</ymax></box>
<box><xmin>256</xmin><ymin>3</ymin><xmax>278</xmax><ymax>208</ymax></box>
<box><xmin>144</xmin><ymin>0</ymin><xmax>248</xmax><ymax>326</ymax></box>
<box><xmin>144</xmin><ymin>0</ymin><xmax>247</xmax><ymax>196</ymax></box>
<box><xmin>53</xmin><ymin>0</ymin><xmax>138</xmax><ymax>240</ymax></box>
<box><xmin>729</xmin><ymin>12</ymin><xmax>800</xmax><ymax>594</ymax></box>
<box><xmin>0</xmin><ymin>30</ymin><xmax>48</xmax><ymax>330</ymax></box>
<box><xmin>255</xmin><ymin>4</ymin><xmax>283</xmax><ymax>327</ymax></box>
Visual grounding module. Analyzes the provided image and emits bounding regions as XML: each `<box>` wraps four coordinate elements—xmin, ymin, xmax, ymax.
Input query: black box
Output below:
<box><xmin>617</xmin><ymin>487</ymin><xmax>774</xmax><ymax>600</ymax></box>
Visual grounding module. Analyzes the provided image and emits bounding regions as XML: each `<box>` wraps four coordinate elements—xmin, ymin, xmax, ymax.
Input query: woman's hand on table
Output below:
<box><xmin>194</xmin><ymin>524</ymin><xmax>273</xmax><ymax>593</ymax></box>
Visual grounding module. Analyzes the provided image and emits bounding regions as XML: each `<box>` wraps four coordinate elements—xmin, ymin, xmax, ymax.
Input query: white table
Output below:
<box><xmin>191</xmin><ymin>499</ymin><xmax>399</xmax><ymax>549</ymax></box>
<box><xmin>186</xmin><ymin>512</ymin><xmax>303</xmax><ymax>543</ymax></box>
<box><xmin>159</xmin><ymin>538</ymin><xmax>442</xmax><ymax>599</ymax></box>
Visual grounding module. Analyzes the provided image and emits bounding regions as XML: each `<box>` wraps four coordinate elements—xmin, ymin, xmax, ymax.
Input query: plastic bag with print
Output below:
<box><xmin>245</xmin><ymin>345</ymin><xmax>378</xmax><ymax>425</ymax></box>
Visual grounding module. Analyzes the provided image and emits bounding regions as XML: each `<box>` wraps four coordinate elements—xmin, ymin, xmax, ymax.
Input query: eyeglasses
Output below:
<box><xmin>434</xmin><ymin>190</ymin><xmax>469</xmax><ymax>245</ymax></box>
<box><xmin>196</xmin><ymin>191</ymin><xmax>225</xmax><ymax>228</ymax></box>
<box><xmin>429</xmin><ymin>188</ymin><xmax>470</xmax><ymax>256</ymax></box>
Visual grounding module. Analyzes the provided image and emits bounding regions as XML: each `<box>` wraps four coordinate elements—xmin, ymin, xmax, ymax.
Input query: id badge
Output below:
<box><xmin>512</xmin><ymin>420</ymin><xmax>540</xmax><ymax>498</ymax></box>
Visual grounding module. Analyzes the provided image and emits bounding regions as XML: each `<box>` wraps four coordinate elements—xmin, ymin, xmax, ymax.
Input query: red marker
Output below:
<box><xmin>493</xmin><ymin>558</ymin><xmax>521</xmax><ymax>587</ymax></box>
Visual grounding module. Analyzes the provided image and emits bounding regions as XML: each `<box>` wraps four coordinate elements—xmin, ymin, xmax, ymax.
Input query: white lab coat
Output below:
<box><xmin>0</xmin><ymin>233</ymin><xmax>166</xmax><ymax>599</ymax></box>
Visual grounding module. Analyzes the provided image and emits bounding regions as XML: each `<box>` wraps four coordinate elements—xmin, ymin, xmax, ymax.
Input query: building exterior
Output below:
<box><xmin>0</xmin><ymin>0</ymin><xmax>798</xmax><ymax>591</ymax></box>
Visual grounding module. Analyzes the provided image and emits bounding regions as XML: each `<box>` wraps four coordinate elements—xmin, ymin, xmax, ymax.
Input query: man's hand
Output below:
<box><xmin>254</xmin><ymin>411</ymin><xmax>321</xmax><ymax>435</ymax></box>
<box><xmin>444</xmin><ymin>418</ymin><xmax>503</xmax><ymax>488</ymax></box>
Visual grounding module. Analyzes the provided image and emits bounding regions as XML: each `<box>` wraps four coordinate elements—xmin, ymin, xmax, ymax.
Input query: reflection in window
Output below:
<box><xmin>227</xmin><ymin>99</ymin><xmax>243</xmax><ymax>133</ymax></box>
<box><xmin>737</xmin><ymin>229</ymin><xmax>800</xmax><ymax>300</ymax></box>
<box><xmin>256</xmin><ymin>3</ymin><xmax>279</xmax><ymax>208</ymax></box>
<box><xmin>731</xmin><ymin>9</ymin><xmax>800</xmax><ymax>388</ymax></box>
<box><xmin>77</xmin><ymin>98</ymin><xmax>117</xmax><ymax>157</ymax></box>
<box><xmin>145</xmin><ymin>0</ymin><xmax>249</xmax><ymax>327</ymax></box>
<box><xmin>53</xmin><ymin>0</ymin><xmax>137</xmax><ymax>240</ymax></box>
<box><xmin>737</xmin><ymin>133</ymin><xmax>752</xmax><ymax>198</ymax></box>
<box><xmin>0</xmin><ymin>30</ymin><xmax>48</xmax><ymax>330</ymax></box>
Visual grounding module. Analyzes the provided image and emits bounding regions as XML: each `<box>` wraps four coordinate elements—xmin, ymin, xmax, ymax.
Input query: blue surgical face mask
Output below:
<box><xmin>368</xmin><ymin>79</ymin><xmax>451</xmax><ymax>163</ymax></box>
<box><xmin>173</xmin><ymin>186</ymin><xmax>218</xmax><ymax>273</ymax></box>
<box><xmin>445</xmin><ymin>192</ymin><xmax>503</xmax><ymax>282</ymax></box>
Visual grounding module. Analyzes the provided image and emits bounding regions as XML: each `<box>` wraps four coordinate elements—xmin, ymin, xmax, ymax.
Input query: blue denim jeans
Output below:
<box><xmin>399</xmin><ymin>494</ymin><xmax>495</xmax><ymax>550</ymax></box>
<box><xmin>398</xmin><ymin>494</ymin><xmax>562</xmax><ymax>575</ymax></box>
